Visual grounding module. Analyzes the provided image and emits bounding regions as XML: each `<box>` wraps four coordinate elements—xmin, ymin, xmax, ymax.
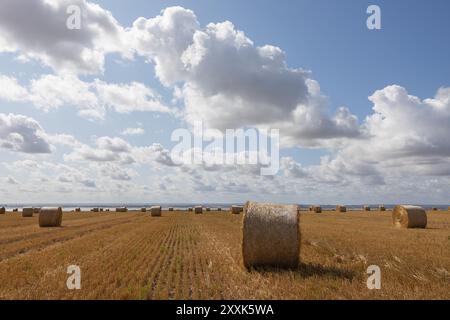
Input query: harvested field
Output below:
<box><xmin>0</xmin><ymin>210</ymin><xmax>449</xmax><ymax>299</ymax></box>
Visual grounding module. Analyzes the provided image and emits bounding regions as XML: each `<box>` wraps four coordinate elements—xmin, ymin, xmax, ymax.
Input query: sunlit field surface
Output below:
<box><xmin>0</xmin><ymin>210</ymin><xmax>449</xmax><ymax>299</ymax></box>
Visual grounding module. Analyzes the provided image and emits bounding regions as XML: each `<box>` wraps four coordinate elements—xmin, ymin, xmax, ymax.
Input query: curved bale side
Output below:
<box><xmin>336</xmin><ymin>205</ymin><xmax>347</xmax><ymax>213</ymax></box>
<box><xmin>116</xmin><ymin>207</ymin><xmax>128</xmax><ymax>213</ymax></box>
<box><xmin>22</xmin><ymin>207</ymin><xmax>34</xmax><ymax>217</ymax></box>
<box><xmin>0</xmin><ymin>207</ymin><xmax>5</xmax><ymax>214</ymax></box>
<box><xmin>39</xmin><ymin>207</ymin><xmax>63</xmax><ymax>227</ymax></box>
<box><xmin>150</xmin><ymin>206</ymin><xmax>162</xmax><ymax>217</ymax></box>
<box><xmin>194</xmin><ymin>206</ymin><xmax>203</xmax><ymax>214</ymax></box>
<box><xmin>392</xmin><ymin>205</ymin><xmax>427</xmax><ymax>229</ymax></box>
<box><xmin>231</xmin><ymin>205</ymin><xmax>243</xmax><ymax>214</ymax></box>
<box><xmin>242</xmin><ymin>201</ymin><xmax>301</xmax><ymax>269</ymax></box>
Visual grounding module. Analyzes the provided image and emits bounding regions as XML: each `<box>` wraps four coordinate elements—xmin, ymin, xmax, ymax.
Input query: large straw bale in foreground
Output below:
<box><xmin>194</xmin><ymin>206</ymin><xmax>203</xmax><ymax>214</ymax></box>
<box><xmin>392</xmin><ymin>205</ymin><xmax>427</xmax><ymax>229</ymax></box>
<box><xmin>39</xmin><ymin>207</ymin><xmax>63</xmax><ymax>227</ymax></box>
<box><xmin>231</xmin><ymin>205</ymin><xmax>243</xmax><ymax>214</ymax></box>
<box><xmin>242</xmin><ymin>201</ymin><xmax>300</xmax><ymax>268</ymax></box>
<box><xmin>150</xmin><ymin>206</ymin><xmax>162</xmax><ymax>217</ymax></box>
<box><xmin>336</xmin><ymin>205</ymin><xmax>347</xmax><ymax>212</ymax></box>
<box><xmin>0</xmin><ymin>207</ymin><xmax>5</xmax><ymax>214</ymax></box>
<box><xmin>22</xmin><ymin>207</ymin><xmax>34</xmax><ymax>217</ymax></box>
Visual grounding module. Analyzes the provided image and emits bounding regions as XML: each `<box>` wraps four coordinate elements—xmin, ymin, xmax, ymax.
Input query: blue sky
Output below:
<box><xmin>0</xmin><ymin>0</ymin><xmax>449</xmax><ymax>204</ymax></box>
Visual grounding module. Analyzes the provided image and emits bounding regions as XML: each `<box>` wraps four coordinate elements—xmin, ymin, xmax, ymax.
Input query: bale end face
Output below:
<box><xmin>392</xmin><ymin>205</ymin><xmax>427</xmax><ymax>229</ymax></box>
<box><xmin>39</xmin><ymin>207</ymin><xmax>63</xmax><ymax>227</ymax></box>
<box><xmin>242</xmin><ymin>201</ymin><xmax>301</xmax><ymax>269</ymax></box>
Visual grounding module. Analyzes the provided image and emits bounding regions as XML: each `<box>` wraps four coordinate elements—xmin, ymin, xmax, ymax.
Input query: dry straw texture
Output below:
<box><xmin>22</xmin><ymin>207</ymin><xmax>34</xmax><ymax>217</ymax></box>
<box><xmin>336</xmin><ymin>205</ymin><xmax>347</xmax><ymax>212</ymax></box>
<box><xmin>195</xmin><ymin>206</ymin><xmax>203</xmax><ymax>214</ymax></box>
<box><xmin>312</xmin><ymin>206</ymin><xmax>322</xmax><ymax>213</ymax></box>
<box><xmin>39</xmin><ymin>207</ymin><xmax>63</xmax><ymax>227</ymax></box>
<box><xmin>379</xmin><ymin>205</ymin><xmax>386</xmax><ymax>211</ymax></box>
<box><xmin>0</xmin><ymin>207</ymin><xmax>5</xmax><ymax>214</ymax></box>
<box><xmin>242</xmin><ymin>201</ymin><xmax>300</xmax><ymax>268</ymax></box>
<box><xmin>392</xmin><ymin>205</ymin><xmax>427</xmax><ymax>229</ymax></box>
<box><xmin>231</xmin><ymin>205</ymin><xmax>243</xmax><ymax>214</ymax></box>
<box><xmin>116</xmin><ymin>207</ymin><xmax>128</xmax><ymax>213</ymax></box>
<box><xmin>151</xmin><ymin>206</ymin><xmax>162</xmax><ymax>217</ymax></box>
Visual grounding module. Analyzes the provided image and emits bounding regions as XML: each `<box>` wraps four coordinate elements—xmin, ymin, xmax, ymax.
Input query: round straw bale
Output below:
<box><xmin>168</xmin><ymin>207</ymin><xmax>174</xmax><ymax>211</ymax></box>
<box><xmin>33</xmin><ymin>207</ymin><xmax>41</xmax><ymax>214</ymax></box>
<box><xmin>100</xmin><ymin>208</ymin><xmax>104</xmax><ymax>212</ymax></box>
<box><xmin>309</xmin><ymin>206</ymin><xmax>313</xmax><ymax>212</ymax></box>
<box><xmin>116</xmin><ymin>207</ymin><xmax>128</xmax><ymax>213</ymax></box>
<box><xmin>364</xmin><ymin>206</ymin><xmax>371</xmax><ymax>211</ymax></box>
<box><xmin>242</xmin><ymin>201</ymin><xmax>300</xmax><ymax>268</ymax></box>
<box><xmin>206</xmin><ymin>207</ymin><xmax>211</xmax><ymax>212</ymax></box>
<box><xmin>106</xmin><ymin>209</ymin><xmax>110</xmax><ymax>212</ymax></box>
<box><xmin>150</xmin><ymin>206</ymin><xmax>162</xmax><ymax>217</ymax></box>
<box><xmin>91</xmin><ymin>208</ymin><xmax>99</xmax><ymax>212</ymax></box>
<box><xmin>141</xmin><ymin>207</ymin><xmax>147</xmax><ymax>212</ymax></box>
<box><xmin>75</xmin><ymin>208</ymin><xmax>81</xmax><ymax>212</ymax></box>
<box><xmin>188</xmin><ymin>207</ymin><xmax>193</xmax><ymax>212</ymax></box>
<box><xmin>336</xmin><ymin>205</ymin><xmax>347</xmax><ymax>213</ymax></box>
<box><xmin>13</xmin><ymin>208</ymin><xmax>18</xmax><ymax>212</ymax></box>
<box><xmin>231</xmin><ymin>205</ymin><xmax>243</xmax><ymax>214</ymax></box>
<box><xmin>0</xmin><ymin>207</ymin><xmax>5</xmax><ymax>214</ymax></box>
<box><xmin>22</xmin><ymin>207</ymin><xmax>34</xmax><ymax>217</ymax></box>
<box><xmin>379</xmin><ymin>205</ymin><xmax>386</xmax><ymax>211</ymax></box>
<box><xmin>312</xmin><ymin>205</ymin><xmax>322</xmax><ymax>213</ymax></box>
<box><xmin>218</xmin><ymin>207</ymin><xmax>222</xmax><ymax>211</ymax></box>
<box><xmin>432</xmin><ymin>207</ymin><xmax>438</xmax><ymax>211</ymax></box>
<box><xmin>194</xmin><ymin>206</ymin><xmax>203</xmax><ymax>214</ymax></box>
<box><xmin>392</xmin><ymin>205</ymin><xmax>427</xmax><ymax>229</ymax></box>
<box><xmin>39</xmin><ymin>207</ymin><xmax>63</xmax><ymax>227</ymax></box>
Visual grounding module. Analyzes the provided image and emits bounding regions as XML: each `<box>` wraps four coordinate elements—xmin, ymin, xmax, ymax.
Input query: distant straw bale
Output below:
<box><xmin>336</xmin><ymin>205</ymin><xmax>347</xmax><ymax>212</ymax></box>
<box><xmin>39</xmin><ymin>207</ymin><xmax>63</xmax><ymax>227</ymax></box>
<box><xmin>195</xmin><ymin>206</ymin><xmax>203</xmax><ymax>214</ymax></box>
<box><xmin>22</xmin><ymin>207</ymin><xmax>34</xmax><ymax>217</ymax></box>
<box><xmin>151</xmin><ymin>206</ymin><xmax>162</xmax><ymax>217</ymax></box>
<box><xmin>392</xmin><ymin>205</ymin><xmax>427</xmax><ymax>229</ymax></box>
<box><xmin>231</xmin><ymin>205</ymin><xmax>243</xmax><ymax>214</ymax></box>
